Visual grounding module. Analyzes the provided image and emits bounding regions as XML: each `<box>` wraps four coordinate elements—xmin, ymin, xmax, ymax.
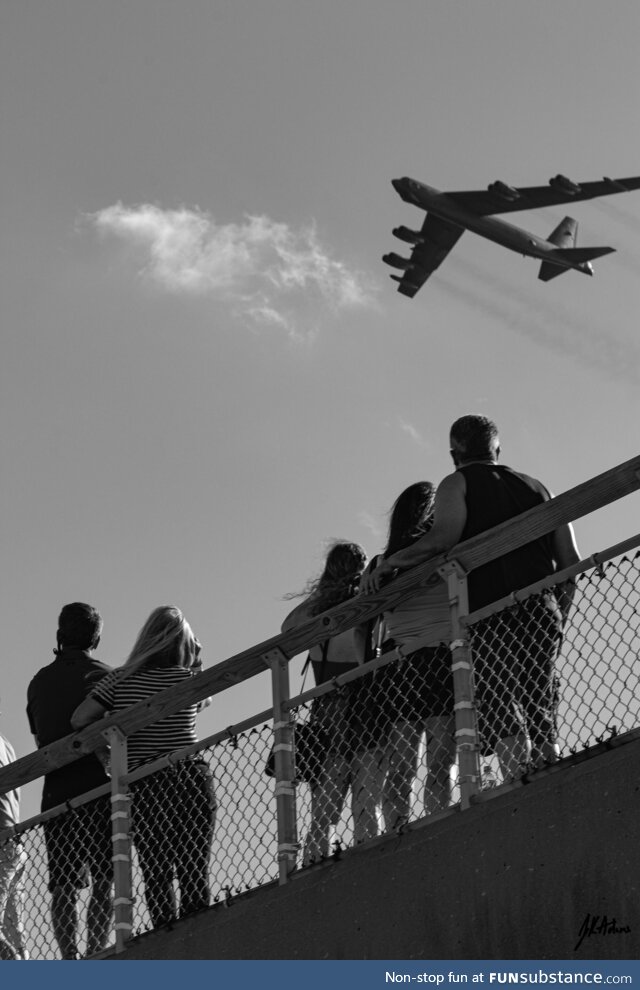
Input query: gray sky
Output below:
<box><xmin>2</xmin><ymin>0</ymin><xmax>640</xmax><ymax>820</ymax></box>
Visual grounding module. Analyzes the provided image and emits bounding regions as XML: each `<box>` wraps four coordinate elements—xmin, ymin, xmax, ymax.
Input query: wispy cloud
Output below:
<box><xmin>398</xmin><ymin>417</ymin><xmax>432</xmax><ymax>450</ymax></box>
<box><xmin>357</xmin><ymin>510</ymin><xmax>385</xmax><ymax>544</ymax></box>
<box><xmin>86</xmin><ymin>204</ymin><xmax>376</xmax><ymax>339</ymax></box>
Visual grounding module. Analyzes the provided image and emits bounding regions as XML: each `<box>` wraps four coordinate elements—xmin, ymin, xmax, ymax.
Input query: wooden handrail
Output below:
<box><xmin>1</xmin><ymin>453</ymin><xmax>639</xmax><ymax>796</ymax></box>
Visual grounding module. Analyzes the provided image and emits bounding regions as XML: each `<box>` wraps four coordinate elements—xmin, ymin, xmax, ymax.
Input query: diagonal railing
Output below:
<box><xmin>1</xmin><ymin>453</ymin><xmax>638</xmax><ymax>796</ymax></box>
<box><xmin>0</xmin><ymin>453</ymin><xmax>639</xmax><ymax>958</ymax></box>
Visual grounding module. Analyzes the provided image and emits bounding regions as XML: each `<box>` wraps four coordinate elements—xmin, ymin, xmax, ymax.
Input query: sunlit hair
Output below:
<box><xmin>384</xmin><ymin>481</ymin><xmax>436</xmax><ymax>558</ymax></box>
<box><xmin>122</xmin><ymin>606</ymin><xmax>198</xmax><ymax>673</ymax></box>
<box><xmin>449</xmin><ymin>414</ymin><xmax>499</xmax><ymax>463</ymax></box>
<box><xmin>287</xmin><ymin>541</ymin><xmax>368</xmax><ymax>615</ymax></box>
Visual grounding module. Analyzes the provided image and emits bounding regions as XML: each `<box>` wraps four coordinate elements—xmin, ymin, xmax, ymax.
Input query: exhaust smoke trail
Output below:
<box><xmin>435</xmin><ymin>256</ymin><xmax>640</xmax><ymax>386</ymax></box>
<box><xmin>592</xmin><ymin>198</ymin><xmax>640</xmax><ymax>236</ymax></box>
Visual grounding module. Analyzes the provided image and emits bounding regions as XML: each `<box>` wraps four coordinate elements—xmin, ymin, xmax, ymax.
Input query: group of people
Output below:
<box><xmin>1</xmin><ymin>603</ymin><xmax>215</xmax><ymax>959</ymax></box>
<box><xmin>0</xmin><ymin>413</ymin><xmax>581</xmax><ymax>958</ymax></box>
<box><xmin>282</xmin><ymin>414</ymin><xmax>580</xmax><ymax>862</ymax></box>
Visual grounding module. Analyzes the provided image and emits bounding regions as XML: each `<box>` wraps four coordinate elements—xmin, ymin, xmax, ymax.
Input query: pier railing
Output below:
<box><xmin>1</xmin><ymin>455</ymin><xmax>639</xmax><ymax>959</ymax></box>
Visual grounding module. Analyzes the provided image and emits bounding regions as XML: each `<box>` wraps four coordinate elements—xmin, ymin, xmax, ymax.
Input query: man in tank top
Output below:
<box><xmin>362</xmin><ymin>415</ymin><xmax>581</xmax><ymax>780</ymax></box>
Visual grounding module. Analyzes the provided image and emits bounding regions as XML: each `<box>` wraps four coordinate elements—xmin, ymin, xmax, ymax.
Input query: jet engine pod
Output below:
<box><xmin>382</xmin><ymin>252</ymin><xmax>413</xmax><ymax>271</ymax></box>
<box><xmin>488</xmin><ymin>180</ymin><xmax>521</xmax><ymax>202</ymax></box>
<box><xmin>549</xmin><ymin>174</ymin><xmax>582</xmax><ymax>195</ymax></box>
<box><xmin>392</xmin><ymin>226</ymin><xmax>424</xmax><ymax>245</ymax></box>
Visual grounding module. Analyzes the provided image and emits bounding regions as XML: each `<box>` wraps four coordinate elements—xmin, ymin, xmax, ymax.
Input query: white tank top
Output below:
<box><xmin>384</xmin><ymin>572</ymin><xmax>450</xmax><ymax>652</ymax></box>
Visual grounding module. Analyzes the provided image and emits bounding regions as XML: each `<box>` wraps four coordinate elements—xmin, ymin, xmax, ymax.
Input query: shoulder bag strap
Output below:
<box><xmin>301</xmin><ymin>638</ymin><xmax>330</xmax><ymax>688</ymax></box>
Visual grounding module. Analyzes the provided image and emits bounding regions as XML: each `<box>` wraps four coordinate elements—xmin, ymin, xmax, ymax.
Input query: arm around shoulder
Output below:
<box><xmin>386</xmin><ymin>471</ymin><xmax>468</xmax><ymax>571</ymax></box>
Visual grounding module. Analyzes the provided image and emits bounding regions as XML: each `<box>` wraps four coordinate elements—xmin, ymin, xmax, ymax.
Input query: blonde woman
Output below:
<box><xmin>72</xmin><ymin>606</ymin><xmax>216</xmax><ymax>929</ymax></box>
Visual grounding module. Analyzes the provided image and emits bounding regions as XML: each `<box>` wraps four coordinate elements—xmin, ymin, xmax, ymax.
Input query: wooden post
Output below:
<box><xmin>104</xmin><ymin>726</ymin><xmax>133</xmax><ymax>953</ymax></box>
<box><xmin>263</xmin><ymin>648</ymin><xmax>298</xmax><ymax>882</ymax></box>
<box><xmin>439</xmin><ymin>560</ymin><xmax>481</xmax><ymax>810</ymax></box>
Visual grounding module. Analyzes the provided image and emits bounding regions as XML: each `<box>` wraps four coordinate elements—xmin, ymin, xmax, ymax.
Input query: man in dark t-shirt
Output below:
<box><xmin>362</xmin><ymin>415</ymin><xmax>581</xmax><ymax>779</ymax></box>
<box><xmin>27</xmin><ymin>603</ymin><xmax>113</xmax><ymax>959</ymax></box>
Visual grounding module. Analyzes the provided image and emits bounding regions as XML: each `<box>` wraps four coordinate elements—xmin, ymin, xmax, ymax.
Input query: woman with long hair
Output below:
<box><xmin>72</xmin><ymin>606</ymin><xmax>216</xmax><ymax>929</ymax></box>
<box><xmin>365</xmin><ymin>482</ymin><xmax>456</xmax><ymax>829</ymax></box>
<box><xmin>282</xmin><ymin>541</ymin><xmax>379</xmax><ymax>864</ymax></box>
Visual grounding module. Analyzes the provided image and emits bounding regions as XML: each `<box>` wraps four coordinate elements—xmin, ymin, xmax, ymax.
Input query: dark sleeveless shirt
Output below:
<box><xmin>458</xmin><ymin>463</ymin><xmax>555</xmax><ymax>611</ymax></box>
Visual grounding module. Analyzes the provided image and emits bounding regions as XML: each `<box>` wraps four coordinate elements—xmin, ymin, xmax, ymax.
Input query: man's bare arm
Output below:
<box><xmin>551</xmin><ymin>521</ymin><xmax>581</xmax><ymax>623</ymax></box>
<box><xmin>360</xmin><ymin>472</ymin><xmax>467</xmax><ymax>594</ymax></box>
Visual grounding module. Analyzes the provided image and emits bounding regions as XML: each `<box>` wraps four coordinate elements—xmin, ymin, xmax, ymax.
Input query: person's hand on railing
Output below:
<box><xmin>95</xmin><ymin>745</ymin><xmax>111</xmax><ymax>776</ymax></box>
<box><xmin>190</xmin><ymin>644</ymin><xmax>213</xmax><ymax>711</ymax></box>
<box><xmin>360</xmin><ymin>558</ymin><xmax>398</xmax><ymax>595</ymax></box>
<box><xmin>557</xmin><ymin>576</ymin><xmax>577</xmax><ymax>626</ymax></box>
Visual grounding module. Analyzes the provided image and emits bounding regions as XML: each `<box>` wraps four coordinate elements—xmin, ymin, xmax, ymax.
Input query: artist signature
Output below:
<box><xmin>574</xmin><ymin>914</ymin><xmax>631</xmax><ymax>952</ymax></box>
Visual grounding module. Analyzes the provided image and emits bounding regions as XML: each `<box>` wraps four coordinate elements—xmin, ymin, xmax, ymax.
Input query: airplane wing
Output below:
<box><xmin>446</xmin><ymin>175</ymin><xmax>640</xmax><ymax>216</ymax></box>
<box><xmin>386</xmin><ymin>214</ymin><xmax>464</xmax><ymax>297</ymax></box>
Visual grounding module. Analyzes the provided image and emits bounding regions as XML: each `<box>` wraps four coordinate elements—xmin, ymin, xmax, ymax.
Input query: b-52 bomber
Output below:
<box><xmin>383</xmin><ymin>173</ymin><xmax>640</xmax><ymax>297</ymax></box>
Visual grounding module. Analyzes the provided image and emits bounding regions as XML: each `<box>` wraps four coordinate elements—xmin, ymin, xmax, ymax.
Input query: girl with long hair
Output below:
<box><xmin>72</xmin><ymin>606</ymin><xmax>216</xmax><ymax>929</ymax></box>
<box><xmin>364</xmin><ymin>482</ymin><xmax>456</xmax><ymax>829</ymax></box>
<box><xmin>282</xmin><ymin>541</ymin><xmax>379</xmax><ymax>864</ymax></box>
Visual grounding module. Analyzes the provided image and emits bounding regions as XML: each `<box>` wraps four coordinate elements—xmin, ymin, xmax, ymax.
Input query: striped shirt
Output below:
<box><xmin>90</xmin><ymin>666</ymin><xmax>199</xmax><ymax>769</ymax></box>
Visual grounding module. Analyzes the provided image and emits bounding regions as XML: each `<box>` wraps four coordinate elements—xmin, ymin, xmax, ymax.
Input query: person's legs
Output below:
<box><xmin>4</xmin><ymin>845</ymin><xmax>27</xmax><ymax>959</ymax></box>
<box><xmin>350</xmin><ymin>747</ymin><xmax>385</xmax><ymax>844</ymax></box>
<box><xmin>132</xmin><ymin>773</ymin><xmax>177</xmax><ymax>928</ymax></box>
<box><xmin>85</xmin><ymin>876</ymin><xmax>113</xmax><ymax>957</ymax></box>
<box><xmin>473</xmin><ymin>615</ymin><xmax>529</xmax><ymax>783</ymax></box>
<box><xmin>493</xmin><ymin>732</ymin><xmax>531</xmax><ymax>782</ymax></box>
<box><xmin>175</xmin><ymin>760</ymin><xmax>217</xmax><ymax>918</ymax></box>
<box><xmin>423</xmin><ymin>716</ymin><xmax>456</xmax><ymax>814</ymax></box>
<box><xmin>0</xmin><ymin>841</ymin><xmax>23</xmax><ymax>960</ymax></box>
<box><xmin>45</xmin><ymin>814</ymin><xmax>85</xmax><ymax>959</ymax></box>
<box><xmin>51</xmin><ymin>885</ymin><xmax>80</xmax><ymax>959</ymax></box>
<box><xmin>303</xmin><ymin>755</ymin><xmax>350</xmax><ymax>864</ymax></box>
<box><xmin>382</xmin><ymin>719</ymin><xmax>423</xmax><ymax>830</ymax></box>
<box><xmin>516</xmin><ymin>595</ymin><xmax>563</xmax><ymax>767</ymax></box>
<box><xmin>82</xmin><ymin>797</ymin><xmax>113</xmax><ymax>957</ymax></box>
<box><xmin>0</xmin><ymin>938</ymin><xmax>17</xmax><ymax>960</ymax></box>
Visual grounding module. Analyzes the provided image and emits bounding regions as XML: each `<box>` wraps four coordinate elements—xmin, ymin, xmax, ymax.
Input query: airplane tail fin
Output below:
<box><xmin>538</xmin><ymin>245</ymin><xmax>616</xmax><ymax>281</ymax></box>
<box><xmin>546</xmin><ymin>216</ymin><xmax>578</xmax><ymax>248</ymax></box>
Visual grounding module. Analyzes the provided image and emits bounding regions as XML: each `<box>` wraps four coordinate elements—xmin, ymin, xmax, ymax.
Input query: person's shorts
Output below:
<box><xmin>44</xmin><ymin>795</ymin><xmax>113</xmax><ymax>892</ymax></box>
<box><xmin>470</xmin><ymin>592</ymin><xmax>563</xmax><ymax>751</ymax></box>
<box><xmin>376</xmin><ymin>644</ymin><xmax>454</xmax><ymax>724</ymax></box>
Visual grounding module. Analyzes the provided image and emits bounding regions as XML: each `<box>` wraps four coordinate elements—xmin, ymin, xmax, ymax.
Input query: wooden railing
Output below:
<box><xmin>1</xmin><ymin>453</ymin><xmax>639</xmax><ymax>797</ymax></box>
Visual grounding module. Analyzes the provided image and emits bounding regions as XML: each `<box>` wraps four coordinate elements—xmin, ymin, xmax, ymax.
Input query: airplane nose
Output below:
<box><xmin>391</xmin><ymin>178</ymin><xmax>404</xmax><ymax>193</ymax></box>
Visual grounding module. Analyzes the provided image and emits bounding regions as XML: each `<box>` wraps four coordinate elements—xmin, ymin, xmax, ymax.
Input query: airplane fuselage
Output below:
<box><xmin>395</xmin><ymin>178</ymin><xmax>594</xmax><ymax>274</ymax></box>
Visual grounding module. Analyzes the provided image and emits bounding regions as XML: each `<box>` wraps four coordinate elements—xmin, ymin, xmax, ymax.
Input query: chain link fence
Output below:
<box><xmin>0</xmin><ymin>789</ymin><xmax>113</xmax><ymax>960</ymax></box>
<box><xmin>466</xmin><ymin>544</ymin><xmax>640</xmax><ymax>788</ymax></box>
<box><xmin>0</xmin><ymin>722</ymin><xmax>280</xmax><ymax>958</ymax></box>
<box><xmin>4</xmin><ymin>541</ymin><xmax>640</xmax><ymax>957</ymax></box>
<box><xmin>289</xmin><ymin>643</ymin><xmax>457</xmax><ymax>863</ymax></box>
<box><xmin>127</xmin><ymin>725</ymin><xmax>278</xmax><ymax>938</ymax></box>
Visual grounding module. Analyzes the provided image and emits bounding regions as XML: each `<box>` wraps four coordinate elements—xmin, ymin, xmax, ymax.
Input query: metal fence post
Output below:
<box><xmin>103</xmin><ymin>726</ymin><xmax>133</xmax><ymax>952</ymax></box>
<box><xmin>263</xmin><ymin>647</ymin><xmax>298</xmax><ymax>882</ymax></box>
<box><xmin>439</xmin><ymin>560</ymin><xmax>481</xmax><ymax>810</ymax></box>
